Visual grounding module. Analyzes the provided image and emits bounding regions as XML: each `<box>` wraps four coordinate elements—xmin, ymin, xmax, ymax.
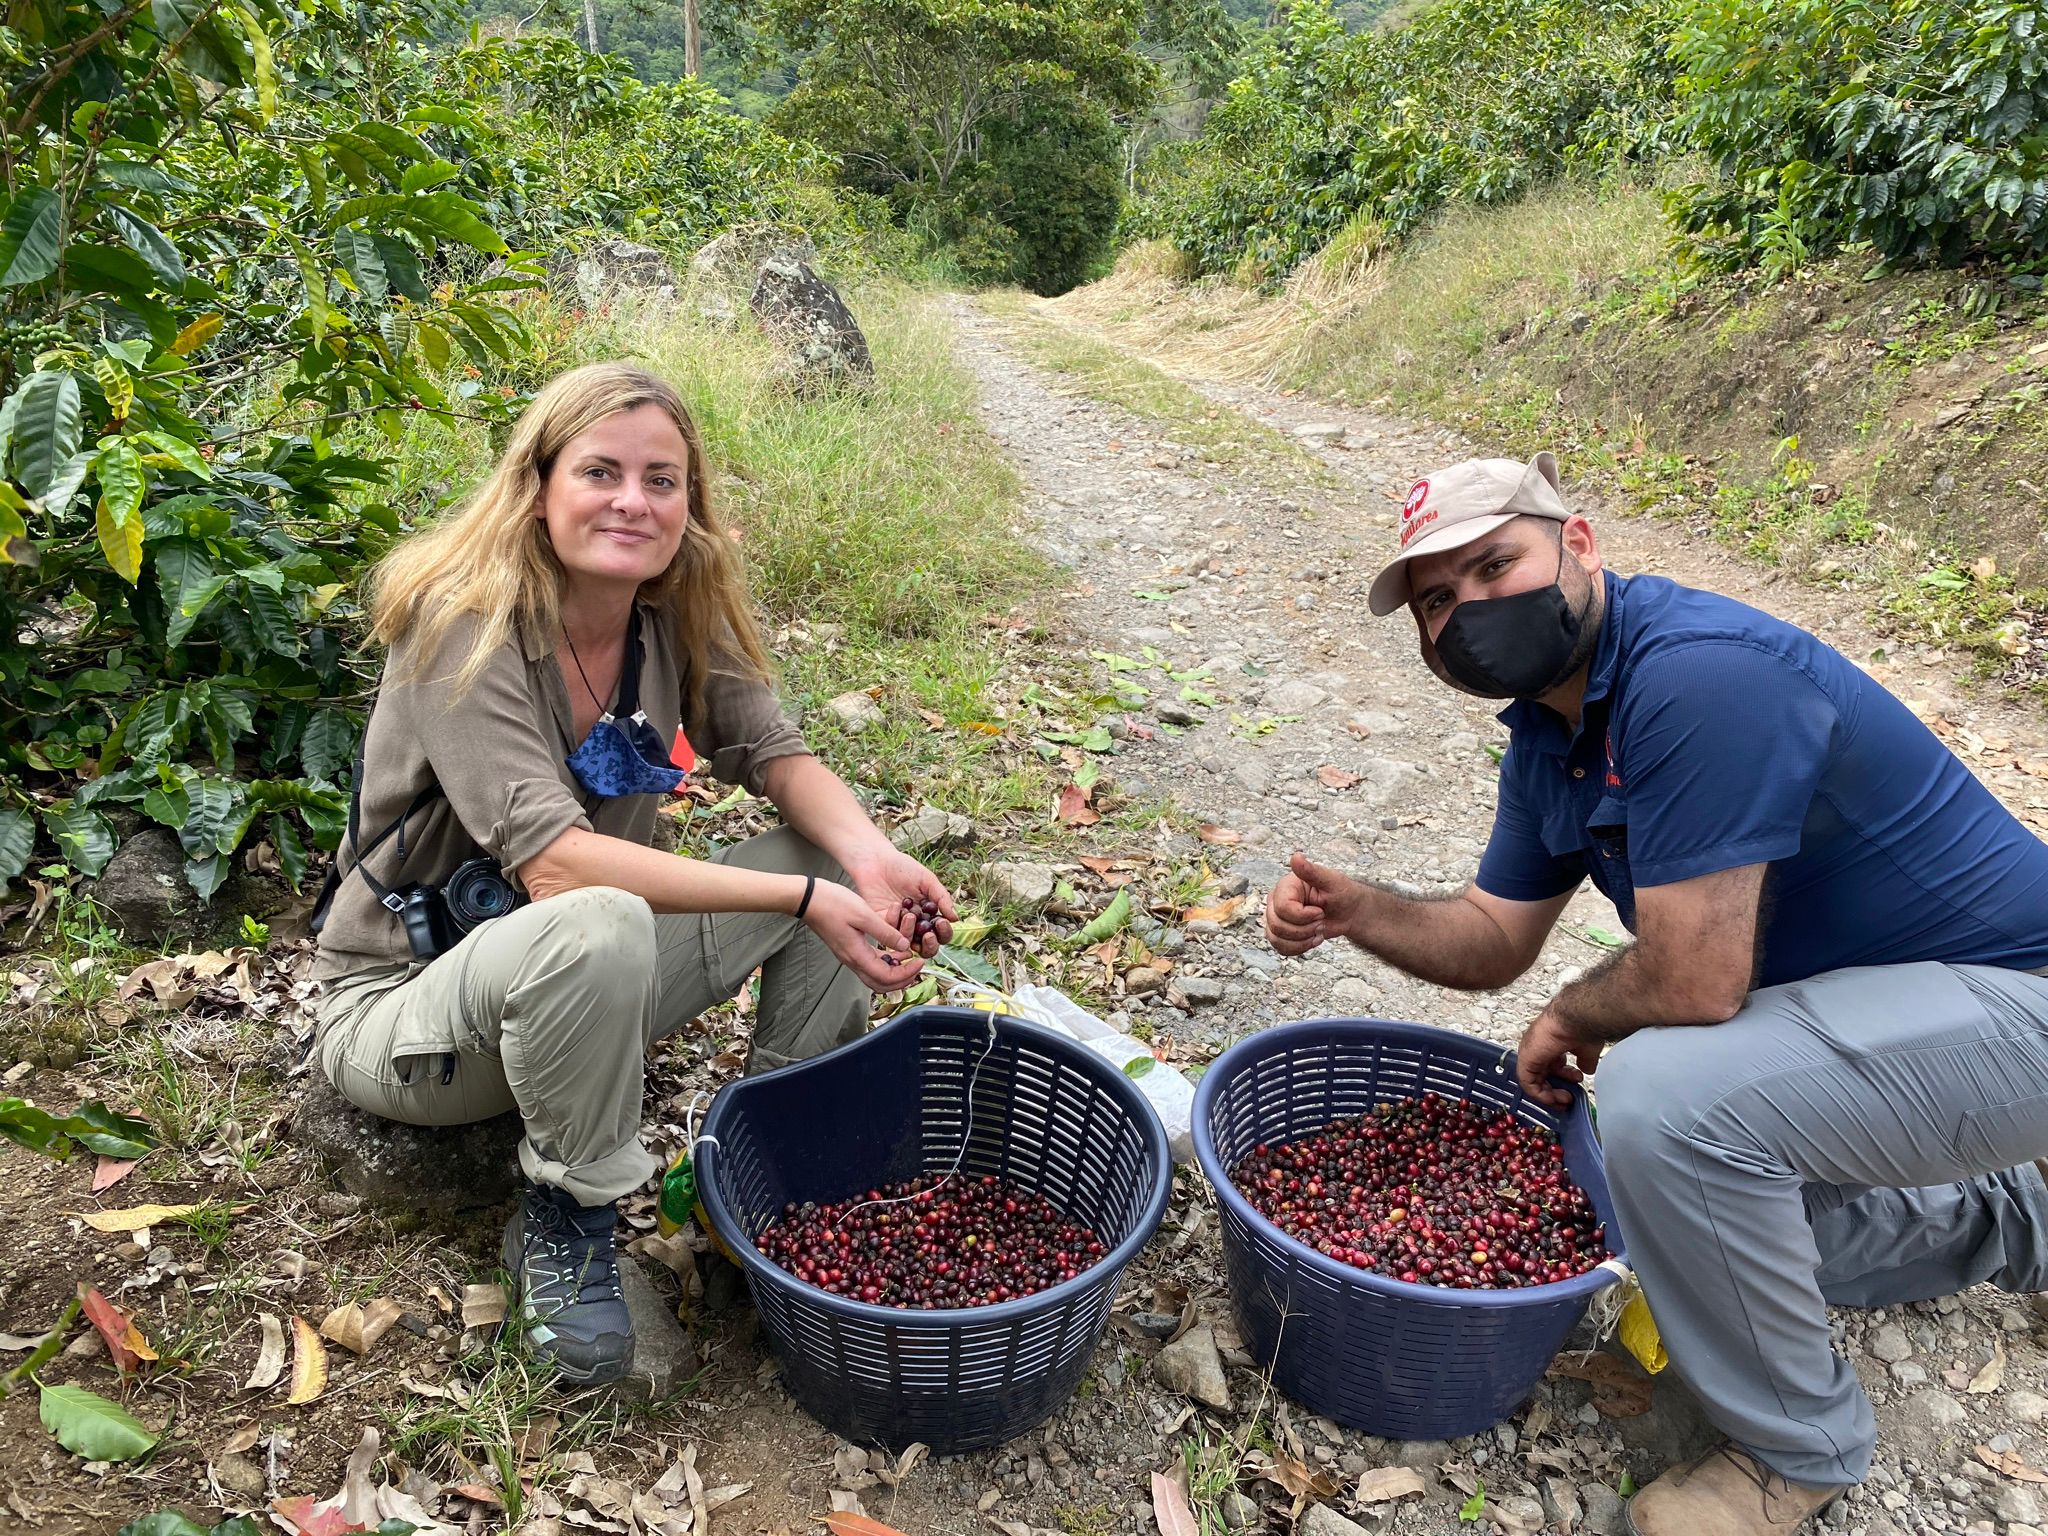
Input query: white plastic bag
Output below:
<box><xmin>1007</xmin><ymin>983</ymin><xmax>1197</xmax><ymax>1163</ymax></box>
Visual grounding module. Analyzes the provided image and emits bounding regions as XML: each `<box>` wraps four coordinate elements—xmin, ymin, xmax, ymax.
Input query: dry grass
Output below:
<box><xmin>1049</xmin><ymin>184</ymin><xmax>1667</xmax><ymax>399</ymax></box>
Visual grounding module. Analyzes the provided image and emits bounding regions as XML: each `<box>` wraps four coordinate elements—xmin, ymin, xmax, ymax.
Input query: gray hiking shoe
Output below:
<box><xmin>502</xmin><ymin>1180</ymin><xmax>633</xmax><ymax>1384</ymax></box>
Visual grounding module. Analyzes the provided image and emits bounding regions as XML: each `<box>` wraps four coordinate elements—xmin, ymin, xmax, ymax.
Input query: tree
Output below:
<box><xmin>765</xmin><ymin>0</ymin><xmax>1158</xmax><ymax>290</ymax></box>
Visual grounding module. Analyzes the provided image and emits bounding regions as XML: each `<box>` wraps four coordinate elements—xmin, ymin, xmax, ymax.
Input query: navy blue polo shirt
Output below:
<box><xmin>1475</xmin><ymin>571</ymin><xmax>2048</xmax><ymax>987</ymax></box>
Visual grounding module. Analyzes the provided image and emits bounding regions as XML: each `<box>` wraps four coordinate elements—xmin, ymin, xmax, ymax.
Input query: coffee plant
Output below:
<box><xmin>1668</xmin><ymin>0</ymin><xmax>2048</xmax><ymax>272</ymax></box>
<box><xmin>0</xmin><ymin>0</ymin><xmax>851</xmax><ymax>905</ymax></box>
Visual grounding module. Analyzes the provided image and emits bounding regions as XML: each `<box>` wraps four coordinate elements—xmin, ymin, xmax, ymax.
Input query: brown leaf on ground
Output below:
<box><xmin>79</xmin><ymin>1285</ymin><xmax>156</xmax><ymax>1374</ymax></box>
<box><xmin>460</xmin><ymin>1283</ymin><xmax>507</xmax><ymax>1329</ymax></box>
<box><xmin>823</xmin><ymin>1508</ymin><xmax>906</xmax><ymax>1533</ymax></box>
<box><xmin>1056</xmin><ymin>782</ymin><xmax>1099</xmax><ymax>826</ymax></box>
<box><xmin>1182</xmin><ymin>894</ymin><xmax>1247</xmax><ymax>926</ymax></box>
<box><xmin>1976</xmin><ymin>1445</ymin><xmax>2048</xmax><ymax>1482</ymax></box>
<box><xmin>1151</xmin><ymin>1471</ymin><xmax>1199</xmax><ymax>1536</ymax></box>
<box><xmin>1196</xmin><ymin>824</ymin><xmax>1242</xmax><ymax>845</ymax></box>
<box><xmin>75</xmin><ymin>1201</ymin><xmax>206</xmax><ymax>1232</ymax></box>
<box><xmin>1355</xmin><ymin>1466</ymin><xmax>1427</xmax><ymax>1502</ymax></box>
<box><xmin>319</xmin><ymin>1298</ymin><xmax>404</xmax><ymax>1356</ymax></box>
<box><xmin>286</xmin><ymin>1314</ymin><xmax>328</xmax><ymax>1404</ymax></box>
<box><xmin>245</xmin><ymin>1313</ymin><xmax>287</xmax><ymax>1391</ymax></box>
<box><xmin>1968</xmin><ymin>1339</ymin><xmax>2007</xmax><ymax>1393</ymax></box>
<box><xmin>1259</xmin><ymin>1453</ymin><xmax>1341</xmax><ymax>1501</ymax></box>
<box><xmin>1548</xmin><ymin>1351</ymin><xmax>1654</xmax><ymax>1417</ymax></box>
<box><xmin>1316</xmin><ymin>765</ymin><xmax>1363</xmax><ymax>789</ymax></box>
<box><xmin>92</xmin><ymin>1157</ymin><xmax>138</xmax><ymax>1193</ymax></box>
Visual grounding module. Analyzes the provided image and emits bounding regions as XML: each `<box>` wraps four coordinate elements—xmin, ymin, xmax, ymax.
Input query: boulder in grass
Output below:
<box><xmin>293</xmin><ymin>1067</ymin><xmax>521</xmax><ymax>1214</ymax></box>
<box><xmin>552</xmin><ymin>239</ymin><xmax>682</xmax><ymax>307</ymax></box>
<box><xmin>750</xmin><ymin>255</ymin><xmax>874</xmax><ymax>395</ymax></box>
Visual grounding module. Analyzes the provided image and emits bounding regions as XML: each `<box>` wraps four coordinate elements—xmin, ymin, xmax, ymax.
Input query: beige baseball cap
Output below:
<box><xmin>1368</xmin><ymin>451</ymin><xmax>1572</xmax><ymax>616</ymax></box>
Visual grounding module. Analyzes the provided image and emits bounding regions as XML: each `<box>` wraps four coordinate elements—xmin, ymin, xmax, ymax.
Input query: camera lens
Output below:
<box><xmin>446</xmin><ymin>860</ymin><xmax>518</xmax><ymax>928</ymax></box>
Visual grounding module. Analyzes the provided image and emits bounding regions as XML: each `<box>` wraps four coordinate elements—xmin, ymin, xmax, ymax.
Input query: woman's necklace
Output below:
<box><xmin>563</xmin><ymin>633</ymin><xmax>618</xmax><ymax>716</ymax></box>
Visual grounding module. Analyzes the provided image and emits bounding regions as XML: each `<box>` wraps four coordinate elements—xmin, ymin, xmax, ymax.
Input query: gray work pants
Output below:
<box><xmin>1597</xmin><ymin>962</ymin><xmax>2048</xmax><ymax>1488</ymax></box>
<box><xmin>314</xmin><ymin>827</ymin><xmax>871</xmax><ymax>1207</ymax></box>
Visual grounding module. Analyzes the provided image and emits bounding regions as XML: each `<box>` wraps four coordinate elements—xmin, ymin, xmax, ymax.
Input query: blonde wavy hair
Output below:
<box><xmin>369</xmin><ymin>362</ymin><xmax>770</xmax><ymax>717</ymax></box>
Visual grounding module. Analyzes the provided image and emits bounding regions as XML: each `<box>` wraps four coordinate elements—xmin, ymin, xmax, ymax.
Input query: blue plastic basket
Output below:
<box><xmin>1192</xmin><ymin>1018</ymin><xmax>1626</xmax><ymax>1440</ymax></box>
<box><xmin>696</xmin><ymin>1004</ymin><xmax>1173</xmax><ymax>1454</ymax></box>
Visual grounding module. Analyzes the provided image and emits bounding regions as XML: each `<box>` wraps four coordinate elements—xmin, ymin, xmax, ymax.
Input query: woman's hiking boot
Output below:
<box><xmin>502</xmin><ymin>1180</ymin><xmax>633</xmax><ymax>1384</ymax></box>
<box><xmin>1625</xmin><ymin>1445</ymin><xmax>1840</xmax><ymax>1536</ymax></box>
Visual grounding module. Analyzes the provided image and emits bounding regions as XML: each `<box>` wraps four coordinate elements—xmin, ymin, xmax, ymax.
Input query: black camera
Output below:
<box><xmin>398</xmin><ymin>856</ymin><xmax>525</xmax><ymax>960</ymax></box>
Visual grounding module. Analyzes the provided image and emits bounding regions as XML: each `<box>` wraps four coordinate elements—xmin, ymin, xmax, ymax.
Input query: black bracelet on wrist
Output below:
<box><xmin>794</xmin><ymin>874</ymin><xmax>815</xmax><ymax>920</ymax></box>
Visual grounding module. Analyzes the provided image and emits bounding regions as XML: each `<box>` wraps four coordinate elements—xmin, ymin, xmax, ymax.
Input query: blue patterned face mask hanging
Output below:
<box><xmin>563</xmin><ymin>611</ymin><xmax>688</xmax><ymax>798</ymax></box>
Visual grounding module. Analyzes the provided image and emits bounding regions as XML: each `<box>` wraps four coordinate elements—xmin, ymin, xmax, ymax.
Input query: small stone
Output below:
<box><xmin>1265</xmin><ymin>679</ymin><xmax>1329</xmax><ymax>714</ymax></box>
<box><xmin>1232</xmin><ymin>759</ymin><xmax>1274</xmax><ymax>796</ymax></box>
<box><xmin>1157</xmin><ymin>701</ymin><xmax>1201</xmax><ymax>728</ymax></box>
<box><xmin>212</xmin><ymin>1453</ymin><xmax>266</xmax><ymax>1499</ymax></box>
<box><xmin>1489</xmin><ymin>1495</ymin><xmax>1547</xmax><ymax>1534</ymax></box>
<box><xmin>1331</xmin><ymin>978</ymin><xmax>1379</xmax><ymax>1011</ymax></box>
<box><xmin>1176</xmin><ymin>976</ymin><xmax>1226</xmax><ymax>1006</ymax></box>
<box><xmin>1124</xmin><ymin>966</ymin><xmax>1169</xmax><ymax>997</ymax></box>
<box><xmin>891</xmin><ymin>806</ymin><xmax>977</xmax><ymax>854</ymax></box>
<box><xmin>1221</xmin><ymin>1490</ymin><xmax>1260</xmax><ymax>1531</ymax></box>
<box><xmin>1581</xmin><ymin>1484</ymin><xmax>1627</xmax><ymax>1536</ymax></box>
<box><xmin>1293</xmin><ymin>424</ymin><xmax>1348</xmax><ymax>448</ymax></box>
<box><xmin>1997</xmin><ymin>1487</ymin><xmax>2044</xmax><ymax>1525</ymax></box>
<box><xmin>825</xmin><ymin>689</ymin><xmax>884</xmax><ymax>732</ymax></box>
<box><xmin>1904</xmin><ymin>1388</ymin><xmax>1967</xmax><ymax>1433</ymax></box>
<box><xmin>1151</xmin><ymin>1323</ymin><xmax>1231</xmax><ymax>1410</ymax></box>
<box><xmin>983</xmin><ymin>861</ymin><xmax>1057</xmax><ymax>909</ymax></box>
<box><xmin>1299</xmin><ymin>1506</ymin><xmax>1370</xmax><ymax>1536</ymax></box>
<box><xmin>1296</xmin><ymin>593</ymin><xmax>1317</xmax><ymax>611</ymax></box>
<box><xmin>2009</xmin><ymin>1389</ymin><xmax>2048</xmax><ymax>1423</ymax></box>
<box><xmin>1869</xmin><ymin>1323</ymin><xmax>1914</xmax><ymax>1363</ymax></box>
<box><xmin>1891</xmin><ymin>1361</ymin><xmax>1929</xmax><ymax>1387</ymax></box>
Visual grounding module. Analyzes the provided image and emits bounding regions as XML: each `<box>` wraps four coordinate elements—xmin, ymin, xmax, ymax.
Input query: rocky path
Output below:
<box><xmin>940</xmin><ymin>295</ymin><xmax>2048</xmax><ymax>1536</ymax></box>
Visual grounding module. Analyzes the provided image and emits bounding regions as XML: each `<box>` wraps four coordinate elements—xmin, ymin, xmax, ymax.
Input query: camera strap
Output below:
<box><xmin>308</xmin><ymin>741</ymin><xmax>444</xmax><ymax>932</ymax></box>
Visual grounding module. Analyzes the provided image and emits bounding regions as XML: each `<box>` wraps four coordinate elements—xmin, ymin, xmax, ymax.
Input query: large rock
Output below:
<box><xmin>1151</xmin><ymin>1323</ymin><xmax>1231</xmax><ymax>1410</ymax></box>
<box><xmin>890</xmin><ymin>806</ymin><xmax>977</xmax><ymax>855</ymax></box>
<box><xmin>982</xmin><ymin>861</ymin><xmax>1057</xmax><ymax>910</ymax></box>
<box><xmin>553</xmin><ymin>239</ymin><xmax>682</xmax><ymax>307</ymax></box>
<box><xmin>612</xmin><ymin>1255</ymin><xmax>697</xmax><ymax>1404</ymax></box>
<box><xmin>689</xmin><ymin>225</ymin><xmax>815</xmax><ymax>306</ymax></box>
<box><xmin>750</xmin><ymin>255</ymin><xmax>874</xmax><ymax>395</ymax></box>
<box><xmin>293</xmin><ymin>1067</ymin><xmax>521</xmax><ymax>1213</ymax></box>
<box><xmin>90</xmin><ymin>823</ymin><xmax>279</xmax><ymax>948</ymax></box>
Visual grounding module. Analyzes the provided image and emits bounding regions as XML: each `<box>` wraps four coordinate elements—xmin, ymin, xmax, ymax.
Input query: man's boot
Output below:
<box><xmin>1626</xmin><ymin>1445</ymin><xmax>1840</xmax><ymax>1536</ymax></box>
<box><xmin>502</xmin><ymin>1179</ymin><xmax>634</xmax><ymax>1384</ymax></box>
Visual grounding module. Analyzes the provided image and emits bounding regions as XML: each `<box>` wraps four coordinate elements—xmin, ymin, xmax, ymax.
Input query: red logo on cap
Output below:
<box><xmin>1402</xmin><ymin>480</ymin><xmax>1429</xmax><ymax>522</ymax></box>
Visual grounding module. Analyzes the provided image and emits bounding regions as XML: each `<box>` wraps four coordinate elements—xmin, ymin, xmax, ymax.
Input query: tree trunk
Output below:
<box><xmin>683</xmin><ymin>0</ymin><xmax>700</xmax><ymax>77</ymax></box>
<box><xmin>582</xmin><ymin>0</ymin><xmax>600</xmax><ymax>52</ymax></box>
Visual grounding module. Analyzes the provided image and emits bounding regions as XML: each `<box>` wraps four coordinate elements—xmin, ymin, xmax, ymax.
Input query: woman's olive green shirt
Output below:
<box><xmin>310</xmin><ymin>603</ymin><xmax>810</xmax><ymax>983</ymax></box>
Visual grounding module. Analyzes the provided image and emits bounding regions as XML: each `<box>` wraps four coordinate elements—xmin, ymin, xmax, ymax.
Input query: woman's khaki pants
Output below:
<box><xmin>314</xmin><ymin>827</ymin><xmax>870</xmax><ymax>1207</ymax></box>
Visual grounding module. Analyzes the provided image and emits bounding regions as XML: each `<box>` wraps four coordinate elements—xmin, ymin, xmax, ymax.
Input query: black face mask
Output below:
<box><xmin>1433</xmin><ymin>550</ymin><xmax>1589</xmax><ymax>700</ymax></box>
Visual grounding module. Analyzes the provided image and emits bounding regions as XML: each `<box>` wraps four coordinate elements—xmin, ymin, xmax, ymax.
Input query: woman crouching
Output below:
<box><xmin>309</xmin><ymin>361</ymin><xmax>953</xmax><ymax>1383</ymax></box>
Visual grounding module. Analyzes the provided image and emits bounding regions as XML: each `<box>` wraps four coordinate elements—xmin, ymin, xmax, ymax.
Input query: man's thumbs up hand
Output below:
<box><xmin>1266</xmin><ymin>850</ymin><xmax>1358</xmax><ymax>955</ymax></box>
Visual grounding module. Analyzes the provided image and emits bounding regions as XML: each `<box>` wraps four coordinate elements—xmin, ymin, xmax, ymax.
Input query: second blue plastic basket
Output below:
<box><xmin>696</xmin><ymin>1004</ymin><xmax>1173</xmax><ymax>1454</ymax></box>
<box><xmin>1192</xmin><ymin>1018</ymin><xmax>1626</xmax><ymax>1440</ymax></box>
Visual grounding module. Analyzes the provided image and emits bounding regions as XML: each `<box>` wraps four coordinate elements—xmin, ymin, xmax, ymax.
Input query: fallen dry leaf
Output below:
<box><xmin>682</xmin><ymin>1441</ymin><xmax>710</xmax><ymax>1536</ymax></box>
<box><xmin>246</xmin><ymin>1313</ymin><xmax>287</xmax><ymax>1391</ymax></box>
<box><xmin>75</xmin><ymin>1201</ymin><xmax>205</xmax><ymax>1232</ymax></box>
<box><xmin>320</xmin><ymin>1298</ymin><xmax>405</xmax><ymax>1357</ymax></box>
<box><xmin>1315</xmin><ymin>764</ymin><xmax>1363</xmax><ymax>790</ymax></box>
<box><xmin>1151</xmin><ymin>1471</ymin><xmax>1199</xmax><ymax>1536</ymax></box>
<box><xmin>1549</xmin><ymin>1351</ymin><xmax>1653</xmax><ymax>1418</ymax></box>
<box><xmin>1182</xmin><ymin>894</ymin><xmax>1247</xmax><ymax>926</ymax></box>
<box><xmin>1196</xmin><ymin>824</ymin><xmax>1242</xmax><ymax>845</ymax></box>
<box><xmin>879</xmin><ymin>1442</ymin><xmax>928</xmax><ymax>1488</ymax></box>
<box><xmin>92</xmin><ymin>1157</ymin><xmax>138</xmax><ymax>1193</ymax></box>
<box><xmin>269</xmin><ymin>1496</ymin><xmax>365</xmax><ymax>1536</ymax></box>
<box><xmin>1259</xmin><ymin>1453</ymin><xmax>1340</xmax><ymax>1501</ymax></box>
<box><xmin>461</xmin><ymin>1282</ymin><xmax>507</xmax><ymax>1329</ymax></box>
<box><xmin>287</xmin><ymin>1314</ymin><xmax>329</xmax><ymax>1404</ymax></box>
<box><xmin>1355</xmin><ymin>1466</ymin><xmax>1427</xmax><ymax>1503</ymax></box>
<box><xmin>79</xmin><ymin>1285</ymin><xmax>156</xmax><ymax>1374</ymax></box>
<box><xmin>1056</xmin><ymin>782</ymin><xmax>1099</xmax><ymax>827</ymax></box>
<box><xmin>1968</xmin><ymin>1339</ymin><xmax>2007</xmax><ymax>1394</ymax></box>
<box><xmin>1978</xmin><ymin>1445</ymin><xmax>2048</xmax><ymax>1481</ymax></box>
<box><xmin>823</xmin><ymin>1502</ymin><xmax>896</xmax><ymax>1528</ymax></box>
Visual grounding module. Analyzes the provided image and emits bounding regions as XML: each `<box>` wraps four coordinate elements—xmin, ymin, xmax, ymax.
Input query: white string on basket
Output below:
<box><xmin>829</xmin><ymin>962</ymin><xmax>1005</xmax><ymax>1227</ymax></box>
